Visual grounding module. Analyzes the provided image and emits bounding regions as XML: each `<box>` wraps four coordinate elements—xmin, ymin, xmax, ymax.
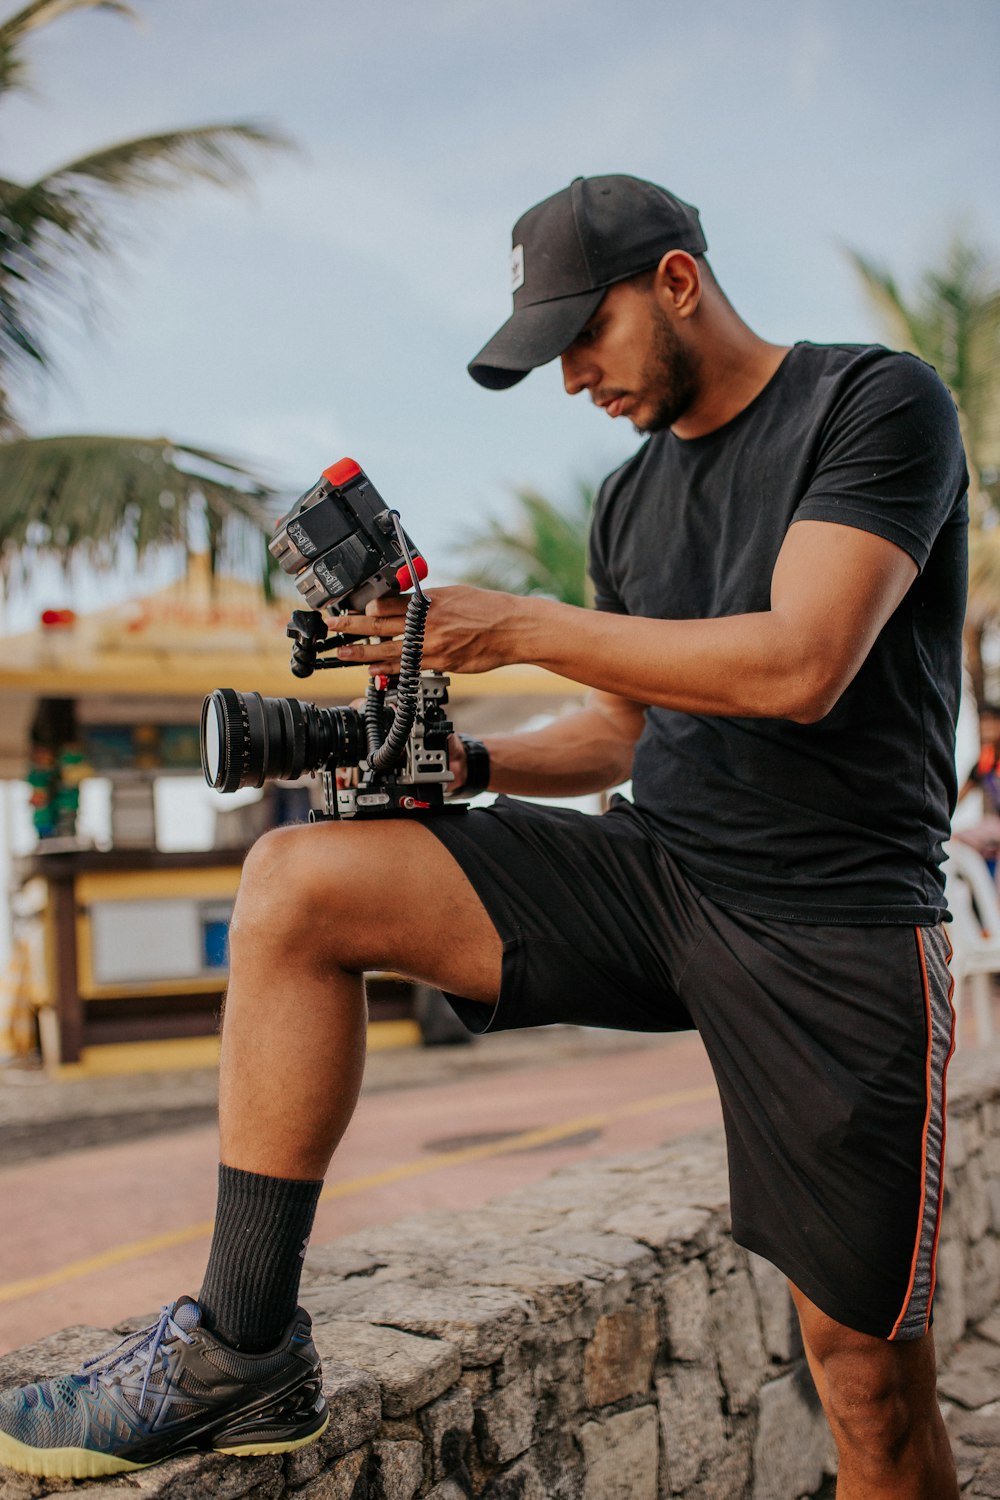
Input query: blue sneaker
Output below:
<box><xmin>0</xmin><ymin>1297</ymin><xmax>328</xmax><ymax>1479</ymax></box>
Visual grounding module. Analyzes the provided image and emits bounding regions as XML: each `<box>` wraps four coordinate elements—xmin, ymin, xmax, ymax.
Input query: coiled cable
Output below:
<box><xmin>364</xmin><ymin>679</ymin><xmax>387</xmax><ymax>760</ymax></box>
<box><xmin>366</xmin><ymin>511</ymin><xmax>431</xmax><ymax>775</ymax></box>
<box><xmin>368</xmin><ymin>591</ymin><xmax>430</xmax><ymax>772</ymax></box>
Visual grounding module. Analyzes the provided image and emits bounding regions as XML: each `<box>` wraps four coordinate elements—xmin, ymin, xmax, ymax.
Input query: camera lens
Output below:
<box><xmin>200</xmin><ymin>688</ymin><xmax>366</xmax><ymax>793</ymax></box>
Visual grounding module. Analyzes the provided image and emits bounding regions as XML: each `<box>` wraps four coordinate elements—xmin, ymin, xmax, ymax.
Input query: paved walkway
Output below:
<box><xmin>0</xmin><ymin>1029</ymin><xmax>722</xmax><ymax>1353</ymax></box>
<box><xmin>0</xmin><ymin>1026</ymin><xmax>656</xmax><ymax>1160</ymax></box>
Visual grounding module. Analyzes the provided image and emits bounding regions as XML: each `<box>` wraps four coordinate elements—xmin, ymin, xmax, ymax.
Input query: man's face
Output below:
<box><xmin>559</xmin><ymin>276</ymin><xmax>701</xmax><ymax>434</ymax></box>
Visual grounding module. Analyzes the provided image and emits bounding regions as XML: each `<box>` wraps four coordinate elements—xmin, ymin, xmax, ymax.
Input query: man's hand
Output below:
<box><xmin>331</xmin><ymin>585</ymin><xmax>529</xmax><ymax>675</ymax></box>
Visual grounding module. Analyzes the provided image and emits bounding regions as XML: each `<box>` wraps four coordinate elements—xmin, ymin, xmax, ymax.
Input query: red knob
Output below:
<box><xmin>395</xmin><ymin>555</ymin><xmax>428</xmax><ymax>591</ymax></box>
<box><xmin>322</xmin><ymin>458</ymin><xmax>362</xmax><ymax>488</ymax></box>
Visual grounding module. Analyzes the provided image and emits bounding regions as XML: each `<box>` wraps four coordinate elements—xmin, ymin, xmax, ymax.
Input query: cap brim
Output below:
<box><xmin>467</xmin><ymin>287</ymin><xmax>606</xmax><ymax>390</ymax></box>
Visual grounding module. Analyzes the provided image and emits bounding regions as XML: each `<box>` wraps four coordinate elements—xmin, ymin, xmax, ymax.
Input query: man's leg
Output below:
<box><xmin>218</xmin><ymin>817</ymin><xmax>501</xmax><ymax>1175</ymax></box>
<box><xmin>196</xmin><ymin>817</ymin><xmax>502</xmax><ymax>1351</ymax></box>
<box><xmin>0</xmin><ymin>816</ymin><xmax>506</xmax><ymax>1479</ymax></box>
<box><xmin>789</xmin><ymin>1283</ymin><xmax>958</xmax><ymax>1499</ymax></box>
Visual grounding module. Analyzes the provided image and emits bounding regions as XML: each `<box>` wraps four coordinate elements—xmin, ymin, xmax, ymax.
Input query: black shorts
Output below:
<box><xmin>424</xmin><ymin>795</ymin><xmax>955</xmax><ymax>1342</ymax></box>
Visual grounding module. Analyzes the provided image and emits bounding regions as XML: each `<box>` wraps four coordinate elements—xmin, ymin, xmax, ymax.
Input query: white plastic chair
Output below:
<box><xmin>942</xmin><ymin>840</ymin><xmax>1000</xmax><ymax>1045</ymax></box>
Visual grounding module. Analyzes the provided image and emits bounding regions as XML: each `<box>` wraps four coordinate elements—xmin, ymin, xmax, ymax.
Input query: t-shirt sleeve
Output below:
<box><xmin>587</xmin><ymin>476</ymin><xmax>628</xmax><ymax>613</ymax></box>
<box><xmin>792</xmin><ymin>352</ymin><xmax>968</xmax><ymax>570</ymax></box>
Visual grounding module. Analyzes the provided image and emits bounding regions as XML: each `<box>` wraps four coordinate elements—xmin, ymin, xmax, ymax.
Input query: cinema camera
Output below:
<box><xmin>200</xmin><ymin>458</ymin><xmax>471</xmax><ymax>821</ymax></box>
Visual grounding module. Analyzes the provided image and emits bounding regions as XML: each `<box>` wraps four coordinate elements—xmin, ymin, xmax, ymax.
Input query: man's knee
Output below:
<box><xmin>820</xmin><ymin>1347</ymin><xmax>917</xmax><ymax>1459</ymax></box>
<box><xmin>232</xmin><ymin>824</ymin><xmax>356</xmax><ymax>957</ymax></box>
<box><xmin>227</xmin><ymin>817</ymin><xmax>501</xmax><ymax>1001</ymax></box>
<box><xmin>803</xmin><ymin>1314</ymin><xmax>939</xmax><ymax>1468</ymax></box>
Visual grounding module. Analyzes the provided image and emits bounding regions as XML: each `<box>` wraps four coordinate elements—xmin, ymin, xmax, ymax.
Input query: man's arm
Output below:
<box><xmin>452</xmin><ymin>689</ymin><xmax>645</xmax><ymax>798</ymax></box>
<box><xmin>335</xmin><ymin>520</ymin><xmax>918</xmax><ymax>726</ymax></box>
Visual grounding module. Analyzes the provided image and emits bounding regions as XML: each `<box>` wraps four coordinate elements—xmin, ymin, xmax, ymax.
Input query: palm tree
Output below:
<box><xmin>454</xmin><ymin>482</ymin><xmax>595</xmax><ymax>608</ymax></box>
<box><xmin>966</xmin><ymin>527</ymin><xmax>1000</xmax><ymax>705</ymax></box>
<box><xmin>0</xmin><ymin>0</ymin><xmax>292</xmax><ymax>577</ymax></box>
<box><xmin>848</xmin><ymin>238</ymin><xmax>1000</xmax><ymax>703</ymax></box>
<box><xmin>0</xmin><ymin>434</ymin><xmax>274</xmax><ymax>581</ymax></box>
<box><xmin>846</xmin><ymin>239</ymin><xmax>1000</xmax><ymax>522</ymax></box>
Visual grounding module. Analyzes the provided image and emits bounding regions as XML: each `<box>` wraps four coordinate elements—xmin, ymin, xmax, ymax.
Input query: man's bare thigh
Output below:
<box><xmin>237</xmin><ymin>816</ymin><xmax>502</xmax><ymax>1006</ymax></box>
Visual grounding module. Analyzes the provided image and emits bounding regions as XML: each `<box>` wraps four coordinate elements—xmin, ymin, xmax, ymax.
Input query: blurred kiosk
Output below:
<box><xmin>13</xmin><ymin>846</ymin><xmax>243</xmax><ymax>1066</ymax></box>
<box><xmin>0</xmin><ymin>578</ymin><xmax>581</xmax><ymax>1068</ymax></box>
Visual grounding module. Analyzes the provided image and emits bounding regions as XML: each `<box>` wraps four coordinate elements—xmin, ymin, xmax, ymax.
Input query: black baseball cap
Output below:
<box><xmin>468</xmin><ymin>174</ymin><xmax>707</xmax><ymax>390</ymax></box>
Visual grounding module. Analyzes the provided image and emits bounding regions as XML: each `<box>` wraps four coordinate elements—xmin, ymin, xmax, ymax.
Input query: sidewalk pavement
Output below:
<box><xmin>0</xmin><ymin>1026</ymin><xmax>654</xmax><ymax>1164</ymax></box>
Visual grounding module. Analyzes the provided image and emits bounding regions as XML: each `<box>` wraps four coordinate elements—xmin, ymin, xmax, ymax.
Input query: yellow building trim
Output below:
<box><xmin>0</xmin><ymin>659</ymin><xmax>579</xmax><ymax>701</ymax></box>
<box><xmin>41</xmin><ymin>899</ymin><xmax>56</xmax><ymax>1010</ymax></box>
<box><xmin>54</xmin><ymin>1035</ymin><xmax>222</xmax><ymax>1078</ymax></box>
<box><xmin>77</xmin><ymin>975</ymin><xmax>229</xmax><ymax>1002</ymax></box>
<box><xmin>75</xmin><ymin>868</ymin><xmax>243</xmax><ymax>904</ymax></box>
<box><xmin>50</xmin><ymin>1017</ymin><xmax>420</xmax><ymax>1078</ymax></box>
<box><xmin>367</xmin><ymin>1019</ymin><xmax>421</xmax><ymax>1052</ymax></box>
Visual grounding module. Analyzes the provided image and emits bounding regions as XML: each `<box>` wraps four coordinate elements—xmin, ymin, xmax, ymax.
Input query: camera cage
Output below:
<box><xmin>200</xmin><ymin>460</ymin><xmax>465</xmax><ymax>821</ymax></box>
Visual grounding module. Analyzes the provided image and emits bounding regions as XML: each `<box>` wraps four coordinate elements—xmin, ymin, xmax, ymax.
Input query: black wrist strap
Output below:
<box><xmin>453</xmin><ymin>735</ymin><xmax>490</xmax><ymax>799</ymax></box>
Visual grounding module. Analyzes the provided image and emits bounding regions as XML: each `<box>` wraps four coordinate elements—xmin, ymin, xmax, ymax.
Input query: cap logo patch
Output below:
<box><xmin>511</xmin><ymin>243</ymin><xmax>525</xmax><ymax>294</ymax></box>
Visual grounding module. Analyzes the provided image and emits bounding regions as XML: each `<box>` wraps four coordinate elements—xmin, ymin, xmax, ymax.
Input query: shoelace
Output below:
<box><xmin>74</xmin><ymin>1305</ymin><xmax>195</xmax><ymax>1412</ymax></box>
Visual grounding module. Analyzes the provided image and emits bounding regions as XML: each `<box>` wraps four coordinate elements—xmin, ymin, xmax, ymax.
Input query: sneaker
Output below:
<box><xmin>0</xmin><ymin>1297</ymin><xmax>329</xmax><ymax>1479</ymax></box>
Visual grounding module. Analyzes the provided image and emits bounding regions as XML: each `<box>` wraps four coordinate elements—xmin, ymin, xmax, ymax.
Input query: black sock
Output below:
<box><xmin>198</xmin><ymin>1163</ymin><xmax>322</xmax><ymax>1352</ymax></box>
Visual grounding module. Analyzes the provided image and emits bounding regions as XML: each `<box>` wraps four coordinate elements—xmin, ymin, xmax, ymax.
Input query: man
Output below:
<box><xmin>0</xmin><ymin>176</ymin><xmax>967</xmax><ymax>1497</ymax></box>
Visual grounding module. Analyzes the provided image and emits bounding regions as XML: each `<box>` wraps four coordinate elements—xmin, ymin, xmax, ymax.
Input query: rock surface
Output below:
<box><xmin>2</xmin><ymin>1046</ymin><xmax>1000</xmax><ymax>1496</ymax></box>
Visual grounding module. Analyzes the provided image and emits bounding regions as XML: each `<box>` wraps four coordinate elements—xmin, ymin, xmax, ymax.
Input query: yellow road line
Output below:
<box><xmin>0</xmin><ymin>1222</ymin><xmax>218</xmax><ymax>1305</ymax></box>
<box><xmin>0</xmin><ymin>1084</ymin><xmax>718</xmax><ymax>1305</ymax></box>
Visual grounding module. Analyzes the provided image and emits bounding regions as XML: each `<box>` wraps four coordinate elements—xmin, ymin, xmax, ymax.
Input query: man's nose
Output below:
<box><xmin>561</xmin><ymin>349</ymin><xmax>597</xmax><ymax>396</ymax></box>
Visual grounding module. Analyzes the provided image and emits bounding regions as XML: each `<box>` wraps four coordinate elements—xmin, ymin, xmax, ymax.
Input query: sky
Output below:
<box><xmin>3</xmin><ymin>0</ymin><xmax>999</xmax><ymax>628</ymax></box>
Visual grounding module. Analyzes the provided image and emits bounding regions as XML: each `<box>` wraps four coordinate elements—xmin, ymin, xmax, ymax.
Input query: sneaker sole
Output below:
<box><xmin>0</xmin><ymin>1411</ymin><xmax>330</xmax><ymax>1479</ymax></box>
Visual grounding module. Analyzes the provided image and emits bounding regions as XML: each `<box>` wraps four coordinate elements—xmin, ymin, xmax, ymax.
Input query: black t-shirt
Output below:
<box><xmin>588</xmin><ymin>342</ymin><xmax>969</xmax><ymax>924</ymax></box>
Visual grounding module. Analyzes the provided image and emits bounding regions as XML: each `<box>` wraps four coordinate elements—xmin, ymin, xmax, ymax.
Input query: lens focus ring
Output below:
<box><xmin>201</xmin><ymin>688</ymin><xmax>262</xmax><ymax>792</ymax></box>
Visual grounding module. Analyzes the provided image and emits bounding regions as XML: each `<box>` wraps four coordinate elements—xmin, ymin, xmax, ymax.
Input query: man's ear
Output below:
<box><xmin>652</xmin><ymin>250</ymin><xmax>703</xmax><ymax>320</ymax></box>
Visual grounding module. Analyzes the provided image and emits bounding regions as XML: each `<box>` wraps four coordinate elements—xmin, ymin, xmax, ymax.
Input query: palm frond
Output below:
<box><xmin>968</xmin><ymin>527</ymin><xmax>1000</xmax><ymax>620</ymax></box>
<box><xmin>0</xmin><ymin>1</ymin><xmax>134</xmax><ymax>98</ymax></box>
<box><xmin>0</xmin><ymin>121</ymin><xmax>292</xmax><ymax>415</ymax></box>
<box><xmin>0</xmin><ymin>433</ymin><xmax>276</xmax><ymax>578</ymax></box>
<box><xmin>5</xmin><ymin>122</ymin><xmax>293</xmax><ymax>256</ymax></box>
<box><xmin>38</xmin><ymin>121</ymin><xmax>294</xmax><ymax>199</ymax></box>
<box><xmin>963</xmin><ymin>283</ymin><xmax>1000</xmax><ymax>473</ymax></box>
<box><xmin>455</xmin><ymin>483</ymin><xmax>594</xmax><ymax>607</ymax></box>
<box><xmin>844</xmin><ymin>250</ymin><xmax>926</xmax><ymax>353</ymax></box>
<box><xmin>847</xmin><ymin>239</ymin><xmax>1000</xmax><ymax>471</ymax></box>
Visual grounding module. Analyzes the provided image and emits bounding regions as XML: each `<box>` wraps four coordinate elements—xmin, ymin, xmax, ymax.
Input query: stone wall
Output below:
<box><xmin>2</xmin><ymin>1044</ymin><xmax>999</xmax><ymax>1500</ymax></box>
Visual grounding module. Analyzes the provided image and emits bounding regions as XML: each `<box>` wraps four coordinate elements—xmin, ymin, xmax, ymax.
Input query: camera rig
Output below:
<box><xmin>200</xmin><ymin>459</ymin><xmax>467</xmax><ymax>821</ymax></box>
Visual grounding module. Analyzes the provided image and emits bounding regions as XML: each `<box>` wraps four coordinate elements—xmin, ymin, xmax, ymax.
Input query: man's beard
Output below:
<box><xmin>632</xmin><ymin>307</ymin><xmax>701</xmax><ymax>434</ymax></box>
